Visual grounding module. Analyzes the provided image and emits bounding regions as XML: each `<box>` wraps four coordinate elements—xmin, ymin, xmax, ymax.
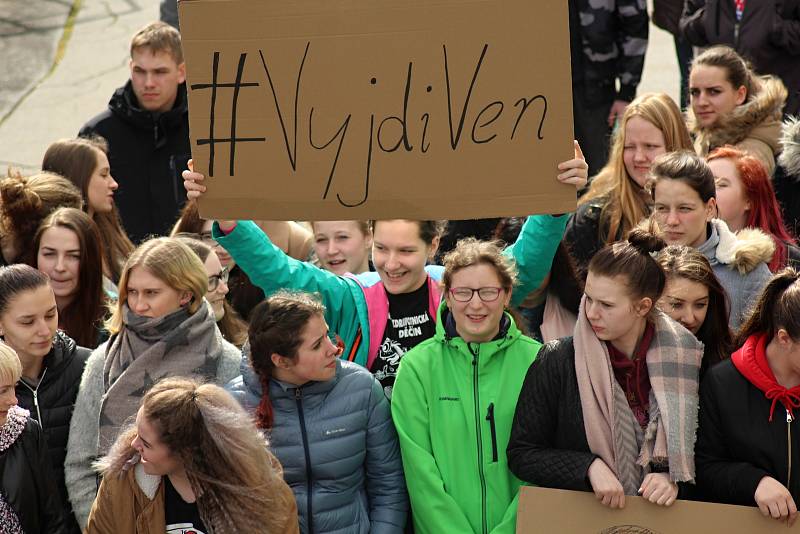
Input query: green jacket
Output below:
<box><xmin>214</xmin><ymin>215</ymin><xmax>565</xmax><ymax>367</ymax></box>
<box><xmin>391</xmin><ymin>303</ymin><xmax>542</xmax><ymax>534</ymax></box>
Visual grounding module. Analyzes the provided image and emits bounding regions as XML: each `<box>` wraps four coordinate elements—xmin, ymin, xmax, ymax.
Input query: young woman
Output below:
<box><xmin>392</xmin><ymin>238</ymin><xmax>542</xmax><ymax>533</ymax></box>
<box><xmin>227</xmin><ymin>292</ymin><xmax>408</xmax><ymax>533</ymax></box>
<box><xmin>85</xmin><ymin>377</ymin><xmax>298</xmax><ymax>533</ymax></box>
<box><xmin>42</xmin><ymin>137</ymin><xmax>134</xmax><ymax>282</ymax></box>
<box><xmin>650</xmin><ymin>150</ymin><xmax>773</xmax><ymax>329</ymax></box>
<box><xmin>508</xmin><ymin>227</ymin><xmax>703</xmax><ymax>509</ymax></box>
<box><xmin>34</xmin><ymin>208</ymin><xmax>109</xmax><ymax>348</ymax></box>
<box><xmin>0</xmin><ymin>171</ymin><xmax>83</xmax><ymax>265</ymax></box>
<box><xmin>0</xmin><ymin>341</ymin><xmax>69</xmax><ymax>533</ymax></box>
<box><xmin>0</xmin><ymin>264</ymin><xmax>90</xmax><ymax>532</ymax></box>
<box><xmin>696</xmin><ymin>269</ymin><xmax>800</xmax><ymax>525</ymax></box>
<box><xmin>688</xmin><ymin>46</ymin><xmax>787</xmax><ymax>175</ymax></box>
<box><xmin>64</xmin><ymin>238</ymin><xmax>242</xmax><ymax>527</ymax></box>
<box><xmin>184</xmin><ymin>152</ymin><xmax>588</xmax><ymax>398</ymax></box>
<box><xmin>708</xmin><ymin>146</ymin><xmax>800</xmax><ymax>271</ymax></box>
<box><xmin>311</xmin><ymin>220</ymin><xmax>372</xmax><ymax>275</ymax></box>
<box><xmin>565</xmin><ymin>93</ymin><xmax>693</xmax><ymax>274</ymax></box>
<box><xmin>174</xmin><ymin>234</ymin><xmax>248</xmax><ymax>347</ymax></box>
<box><xmin>656</xmin><ymin>245</ymin><xmax>733</xmax><ymax>377</ymax></box>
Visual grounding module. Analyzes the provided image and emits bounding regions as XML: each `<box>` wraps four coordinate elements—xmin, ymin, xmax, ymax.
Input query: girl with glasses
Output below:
<box><xmin>508</xmin><ymin>226</ymin><xmax>703</xmax><ymax>510</ymax></box>
<box><xmin>392</xmin><ymin>238</ymin><xmax>541</xmax><ymax>533</ymax></box>
<box><xmin>174</xmin><ymin>235</ymin><xmax>247</xmax><ymax>347</ymax></box>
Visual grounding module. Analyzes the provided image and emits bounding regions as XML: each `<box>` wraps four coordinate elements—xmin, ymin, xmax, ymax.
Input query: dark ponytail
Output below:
<box><xmin>247</xmin><ymin>291</ymin><xmax>326</xmax><ymax>430</ymax></box>
<box><xmin>588</xmin><ymin>223</ymin><xmax>668</xmax><ymax>303</ymax></box>
<box><xmin>736</xmin><ymin>268</ymin><xmax>800</xmax><ymax>347</ymax></box>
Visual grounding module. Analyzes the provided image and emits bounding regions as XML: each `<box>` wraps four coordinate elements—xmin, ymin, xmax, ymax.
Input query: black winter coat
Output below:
<box><xmin>696</xmin><ymin>359</ymin><xmax>800</xmax><ymax>505</ymax></box>
<box><xmin>680</xmin><ymin>0</ymin><xmax>800</xmax><ymax>115</ymax></box>
<box><xmin>79</xmin><ymin>81</ymin><xmax>191</xmax><ymax>244</ymax></box>
<box><xmin>1</xmin><ymin>417</ymin><xmax>68</xmax><ymax>533</ymax></box>
<box><xmin>507</xmin><ymin>337</ymin><xmax>597</xmax><ymax>491</ymax></box>
<box><xmin>563</xmin><ymin>197</ymin><xmax>614</xmax><ymax>277</ymax></box>
<box><xmin>15</xmin><ymin>331</ymin><xmax>89</xmax><ymax>531</ymax></box>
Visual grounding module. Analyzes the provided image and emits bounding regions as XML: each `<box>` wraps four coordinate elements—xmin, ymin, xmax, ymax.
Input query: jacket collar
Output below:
<box><xmin>109</xmin><ymin>80</ymin><xmax>189</xmax><ymax>132</ymax></box>
<box><xmin>435</xmin><ymin>301</ymin><xmax>520</xmax><ymax>359</ymax></box>
<box><xmin>778</xmin><ymin>117</ymin><xmax>800</xmax><ymax>178</ymax></box>
<box><xmin>699</xmin><ymin>219</ymin><xmax>775</xmax><ymax>273</ymax></box>
<box><xmin>134</xmin><ymin>462</ymin><xmax>161</xmax><ymax>501</ymax></box>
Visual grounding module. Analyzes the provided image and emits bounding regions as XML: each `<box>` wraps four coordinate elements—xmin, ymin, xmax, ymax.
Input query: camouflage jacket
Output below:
<box><xmin>570</xmin><ymin>0</ymin><xmax>649</xmax><ymax>104</ymax></box>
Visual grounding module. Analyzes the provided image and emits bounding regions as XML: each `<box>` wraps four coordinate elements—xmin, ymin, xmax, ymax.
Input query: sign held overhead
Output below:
<box><xmin>178</xmin><ymin>0</ymin><xmax>575</xmax><ymax>221</ymax></box>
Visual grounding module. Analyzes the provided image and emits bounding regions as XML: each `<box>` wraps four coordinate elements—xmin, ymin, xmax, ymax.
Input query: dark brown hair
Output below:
<box><xmin>370</xmin><ymin>219</ymin><xmax>447</xmax><ymax>246</ymax></box>
<box><xmin>248</xmin><ymin>292</ymin><xmax>327</xmax><ymax>429</ymax></box>
<box><xmin>692</xmin><ymin>45</ymin><xmax>753</xmax><ymax>100</ymax></box>
<box><xmin>649</xmin><ymin>150</ymin><xmax>717</xmax><ymax>203</ymax></box>
<box><xmin>0</xmin><ymin>171</ymin><xmax>83</xmax><ymax>265</ymax></box>
<box><xmin>657</xmin><ymin>245</ymin><xmax>732</xmax><ymax>371</ymax></box>
<box><xmin>0</xmin><ymin>264</ymin><xmax>50</xmax><ymax>316</ymax></box>
<box><xmin>42</xmin><ymin>136</ymin><xmax>134</xmax><ymax>282</ymax></box>
<box><xmin>736</xmin><ymin>268</ymin><xmax>800</xmax><ymax>346</ymax></box>
<box><xmin>588</xmin><ymin>224</ymin><xmax>668</xmax><ymax>303</ymax></box>
<box><xmin>34</xmin><ymin>208</ymin><xmax>107</xmax><ymax>348</ymax></box>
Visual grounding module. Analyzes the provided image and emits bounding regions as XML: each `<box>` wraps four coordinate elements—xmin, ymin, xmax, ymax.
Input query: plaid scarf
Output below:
<box><xmin>574</xmin><ymin>296</ymin><xmax>702</xmax><ymax>495</ymax></box>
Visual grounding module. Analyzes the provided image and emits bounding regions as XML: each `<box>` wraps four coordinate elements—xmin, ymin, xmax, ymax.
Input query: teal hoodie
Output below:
<box><xmin>214</xmin><ymin>214</ymin><xmax>565</xmax><ymax>366</ymax></box>
<box><xmin>392</xmin><ymin>303</ymin><xmax>542</xmax><ymax>534</ymax></box>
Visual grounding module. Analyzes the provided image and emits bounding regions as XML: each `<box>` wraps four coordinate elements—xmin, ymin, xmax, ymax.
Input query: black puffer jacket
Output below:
<box><xmin>15</xmin><ymin>331</ymin><xmax>89</xmax><ymax>530</ymax></box>
<box><xmin>507</xmin><ymin>337</ymin><xmax>597</xmax><ymax>490</ymax></box>
<box><xmin>563</xmin><ymin>197</ymin><xmax>617</xmax><ymax>276</ymax></box>
<box><xmin>696</xmin><ymin>358</ymin><xmax>800</xmax><ymax>505</ymax></box>
<box><xmin>79</xmin><ymin>81</ymin><xmax>190</xmax><ymax>243</ymax></box>
<box><xmin>1</xmin><ymin>416</ymin><xmax>68</xmax><ymax>533</ymax></box>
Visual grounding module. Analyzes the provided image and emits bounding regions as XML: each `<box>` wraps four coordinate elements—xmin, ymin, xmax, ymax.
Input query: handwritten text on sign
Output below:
<box><xmin>179</xmin><ymin>0</ymin><xmax>575</xmax><ymax>220</ymax></box>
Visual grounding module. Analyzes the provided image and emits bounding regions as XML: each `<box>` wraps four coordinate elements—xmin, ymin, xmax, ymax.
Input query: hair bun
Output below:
<box><xmin>0</xmin><ymin>173</ymin><xmax>42</xmax><ymax>217</ymax></box>
<box><xmin>627</xmin><ymin>226</ymin><xmax>666</xmax><ymax>256</ymax></box>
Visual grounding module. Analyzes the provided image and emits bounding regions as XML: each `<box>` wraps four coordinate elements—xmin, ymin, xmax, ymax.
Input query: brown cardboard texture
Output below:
<box><xmin>178</xmin><ymin>0</ymin><xmax>576</xmax><ymax>221</ymax></box>
<box><xmin>517</xmin><ymin>487</ymin><xmax>794</xmax><ymax>533</ymax></box>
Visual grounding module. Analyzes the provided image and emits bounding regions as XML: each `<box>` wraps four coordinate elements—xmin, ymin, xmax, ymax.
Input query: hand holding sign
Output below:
<box><xmin>588</xmin><ymin>458</ymin><xmax>626</xmax><ymax>509</ymax></box>
<box><xmin>754</xmin><ymin>476</ymin><xmax>798</xmax><ymax>526</ymax></box>
<box><xmin>639</xmin><ymin>472</ymin><xmax>678</xmax><ymax>507</ymax></box>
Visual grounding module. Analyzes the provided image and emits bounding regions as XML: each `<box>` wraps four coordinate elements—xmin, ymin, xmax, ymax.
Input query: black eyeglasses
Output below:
<box><xmin>208</xmin><ymin>266</ymin><xmax>229</xmax><ymax>291</ymax></box>
<box><xmin>448</xmin><ymin>287</ymin><xmax>503</xmax><ymax>302</ymax></box>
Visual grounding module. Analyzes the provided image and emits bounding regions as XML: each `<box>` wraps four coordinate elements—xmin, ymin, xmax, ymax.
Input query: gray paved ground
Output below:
<box><xmin>0</xmin><ymin>0</ymin><xmax>680</xmax><ymax>174</ymax></box>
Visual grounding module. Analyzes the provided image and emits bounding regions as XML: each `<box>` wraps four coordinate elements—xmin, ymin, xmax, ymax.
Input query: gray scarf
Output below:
<box><xmin>98</xmin><ymin>301</ymin><xmax>224</xmax><ymax>454</ymax></box>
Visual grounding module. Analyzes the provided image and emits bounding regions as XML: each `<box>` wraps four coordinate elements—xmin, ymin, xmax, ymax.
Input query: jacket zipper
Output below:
<box><xmin>734</xmin><ymin>21</ymin><xmax>740</xmax><ymax>49</ymax></box>
<box><xmin>470</xmin><ymin>343</ymin><xmax>488</xmax><ymax>534</ymax></box>
<box><xmin>486</xmin><ymin>403</ymin><xmax>498</xmax><ymax>463</ymax></box>
<box><xmin>788</xmin><ymin>409</ymin><xmax>793</xmax><ymax>490</ymax></box>
<box><xmin>19</xmin><ymin>367</ymin><xmax>47</xmax><ymax>428</ymax></box>
<box><xmin>295</xmin><ymin>387</ymin><xmax>314</xmax><ymax>534</ymax></box>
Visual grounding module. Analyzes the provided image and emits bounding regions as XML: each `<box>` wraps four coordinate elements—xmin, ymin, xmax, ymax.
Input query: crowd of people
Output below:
<box><xmin>1</xmin><ymin>4</ymin><xmax>799</xmax><ymax>532</ymax></box>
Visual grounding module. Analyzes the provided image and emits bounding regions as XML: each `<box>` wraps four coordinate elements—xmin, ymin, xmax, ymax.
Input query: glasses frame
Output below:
<box><xmin>208</xmin><ymin>266</ymin><xmax>230</xmax><ymax>292</ymax></box>
<box><xmin>448</xmin><ymin>286</ymin><xmax>504</xmax><ymax>303</ymax></box>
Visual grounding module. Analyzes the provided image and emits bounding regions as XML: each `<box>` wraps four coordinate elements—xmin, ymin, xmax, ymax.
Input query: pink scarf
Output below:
<box><xmin>573</xmin><ymin>296</ymin><xmax>702</xmax><ymax>494</ymax></box>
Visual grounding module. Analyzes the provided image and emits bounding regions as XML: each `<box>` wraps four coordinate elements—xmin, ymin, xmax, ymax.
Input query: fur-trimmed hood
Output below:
<box><xmin>778</xmin><ymin>116</ymin><xmax>800</xmax><ymax>178</ymax></box>
<box><xmin>710</xmin><ymin>219</ymin><xmax>775</xmax><ymax>274</ymax></box>
<box><xmin>688</xmin><ymin>76</ymin><xmax>787</xmax><ymax>155</ymax></box>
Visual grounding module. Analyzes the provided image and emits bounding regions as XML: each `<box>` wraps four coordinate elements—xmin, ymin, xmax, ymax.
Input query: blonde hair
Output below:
<box><xmin>98</xmin><ymin>378</ymin><xmax>293</xmax><ymax>533</ymax></box>
<box><xmin>130</xmin><ymin>21</ymin><xmax>183</xmax><ymax>64</ymax></box>
<box><xmin>0</xmin><ymin>342</ymin><xmax>22</xmax><ymax>385</ymax></box>
<box><xmin>107</xmin><ymin>238</ymin><xmax>208</xmax><ymax>334</ymax></box>
<box><xmin>581</xmin><ymin>93</ymin><xmax>693</xmax><ymax>246</ymax></box>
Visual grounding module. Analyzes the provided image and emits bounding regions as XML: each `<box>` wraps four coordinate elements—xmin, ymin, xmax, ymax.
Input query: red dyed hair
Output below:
<box><xmin>708</xmin><ymin>146</ymin><xmax>797</xmax><ymax>271</ymax></box>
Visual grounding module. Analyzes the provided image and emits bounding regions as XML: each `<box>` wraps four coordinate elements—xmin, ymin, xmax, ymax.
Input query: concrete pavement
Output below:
<box><xmin>0</xmin><ymin>0</ymin><xmax>682</xmax><ymax>174</ymax></box>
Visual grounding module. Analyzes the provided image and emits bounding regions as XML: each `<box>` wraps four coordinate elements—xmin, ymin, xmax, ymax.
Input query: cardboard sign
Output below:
<box><xmin>178</xmin><ymin>0</ymin><xmax>575</xmax><ymax>221</ymax></box>
<box><xmin>517</xmin><ymin>487</ymin><xmax>796</xmax><ymax>533</ymax></box>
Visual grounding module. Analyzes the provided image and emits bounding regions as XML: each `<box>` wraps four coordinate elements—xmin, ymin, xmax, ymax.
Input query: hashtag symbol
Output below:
<box><xmin>191</xmin><ymin>52</ymin><xmax>266</xmax><ymax>176</ymax></box>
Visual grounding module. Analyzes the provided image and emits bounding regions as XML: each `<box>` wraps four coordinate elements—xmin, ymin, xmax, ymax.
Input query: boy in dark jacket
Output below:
<box><xmin>79</xmin><ymin>21</ymin><xmax>190</xmax><ymax>244</ymax></box>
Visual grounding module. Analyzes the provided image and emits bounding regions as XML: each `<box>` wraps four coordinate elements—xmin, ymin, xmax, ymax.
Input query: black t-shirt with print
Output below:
<box><xmin>164</xmin><ymin>476</ymin><xmax>208</xmax><ymax>534</ymax></box>
<box><xmin>370</xmin><ymin>281</ymin><xmax>435</xmax><ymax>400</ymax></box>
